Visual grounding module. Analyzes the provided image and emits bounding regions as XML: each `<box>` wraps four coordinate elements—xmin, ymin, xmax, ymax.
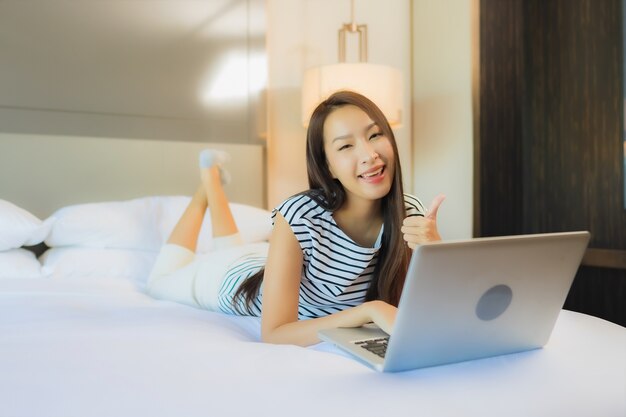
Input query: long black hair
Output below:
<box><xmin>232</xmin><ymin>90</ymin><xmax>412</xmax><ymax>314</ymax></box>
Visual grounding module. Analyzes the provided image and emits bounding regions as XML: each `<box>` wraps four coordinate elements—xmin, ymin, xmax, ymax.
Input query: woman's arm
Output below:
<box><xmin>261</xmin><ymin>213</ymin><xmax>397</xmax><ymax>346</ymax></box>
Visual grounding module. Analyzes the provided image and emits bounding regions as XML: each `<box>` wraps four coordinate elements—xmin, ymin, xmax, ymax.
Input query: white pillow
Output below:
<box><xmin>40</xmin><ymin>247</ymin><xmax>157</xmax><ymax>287</ymax></box>
<box><xmin>0</xmin><ymin>199</ymin><xmax>54</xmax><ymax>251</ymax></box>
<box><xmin>45</xmin><ymin>197</ymin><xmax>162</xmax><ymax>250</ymax></box>
<box><xmin>45</xmin><ymin>196</ymin><xmax>272</xmax><ymax>252</ymax></box>
<box><xmin>0</xmin><ymin>248</ymin><xmax>44</xmax><ymax>279</ymax></box>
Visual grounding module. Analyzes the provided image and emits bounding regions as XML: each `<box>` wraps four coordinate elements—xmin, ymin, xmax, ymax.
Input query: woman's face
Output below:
<box><xmin>323</xmin><ymin>105</ymin><xmax>395</xmax><ymax>205</ymax></box>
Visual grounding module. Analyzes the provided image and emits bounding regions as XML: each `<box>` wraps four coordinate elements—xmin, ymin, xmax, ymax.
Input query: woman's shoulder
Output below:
<box><xmin>403</xmin><ymin>193</ymin><xmax>426</xmax><ymax>217</ymax></box>
<box><xmin>272</xmin><ymin>191</ymin><xmax>327</xmax><ymax>224</ymax></box>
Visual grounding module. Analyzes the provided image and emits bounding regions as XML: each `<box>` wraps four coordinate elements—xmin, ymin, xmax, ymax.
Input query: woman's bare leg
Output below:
<box><xmin>166</xmin><ymin>184</ymin><xmax>208</xmax><ymax>252</ymax></box>
<box><xmin>201</xmin><ymin>166</ymin><xmax>238</xmax><ymax>238</ymax></box>
<box><xmin>165</xmin><ymin>155</ymin><xmax>238</xmax><ymax>251</ymax></box>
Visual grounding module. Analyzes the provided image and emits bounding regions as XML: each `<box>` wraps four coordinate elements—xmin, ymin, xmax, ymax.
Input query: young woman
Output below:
<box><xmin>147</xmin><ymin>90</ymin><xmax>444</xmax><ymax>346</ymax></box>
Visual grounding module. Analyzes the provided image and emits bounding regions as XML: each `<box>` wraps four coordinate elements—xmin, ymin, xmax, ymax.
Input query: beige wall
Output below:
<box><xmin>0</xmin><ymin>1</ymin><xmax>265</xmax><ymax>145</ymax></box>
<box><xmin>266</xmin><ymin>0</ymin><xmax>412</xmax><ymax>208</ymax></box>
<box><xmin>412</xmin><ymin>0</ymin><xmax>474</xmax><ymax>239</ymax></box>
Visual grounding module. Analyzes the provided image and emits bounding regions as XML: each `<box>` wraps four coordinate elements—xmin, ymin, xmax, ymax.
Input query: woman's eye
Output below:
<box><xmin>338</xmin><ymin>144</ymin><xmax>352</xmax><ymax>151</ymax></box>
<box><xmin>369</xmin><ymin>132</ymin><xmax>383</xmax><ymax>140</ymax></box>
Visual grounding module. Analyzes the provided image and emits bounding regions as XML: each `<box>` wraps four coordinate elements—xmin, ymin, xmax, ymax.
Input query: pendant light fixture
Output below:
<box><xmin>301</xmin><ymin>0</ymin><xmax>403</xmax><ymax>127</ymax></box>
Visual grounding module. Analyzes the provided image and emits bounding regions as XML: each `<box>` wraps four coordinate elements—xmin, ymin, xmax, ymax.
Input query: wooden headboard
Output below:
<box><xmin>0</xmin><ymin>133</ymin><xmax>266</xmax><ymax>218</ymax></box>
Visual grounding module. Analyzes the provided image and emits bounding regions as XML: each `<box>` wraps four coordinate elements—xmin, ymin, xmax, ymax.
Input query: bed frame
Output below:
<box><xmin>0</xmin><ymin>133</ymin><xmax>266</xmax><ymax>218</ymax></box>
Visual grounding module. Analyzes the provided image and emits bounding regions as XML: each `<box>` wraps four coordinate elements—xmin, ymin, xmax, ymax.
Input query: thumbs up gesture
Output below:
<box><xmin>401</xmin><ymin>194</ymin><xmax>445</xmax><ymax>249</ymax></box>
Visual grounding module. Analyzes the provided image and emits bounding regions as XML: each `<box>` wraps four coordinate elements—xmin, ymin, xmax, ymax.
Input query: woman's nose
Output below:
<box><xmin>359</xmin><ymin>141</ymin><xmax>379</xmax><ymax>163</ymax></box>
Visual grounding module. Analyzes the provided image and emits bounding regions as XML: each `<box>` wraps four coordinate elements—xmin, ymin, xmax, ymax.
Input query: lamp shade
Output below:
<box><xmin>301</xmin><ymin>62</ymin><xmax>403</xmax><ymax>127</ymax></box>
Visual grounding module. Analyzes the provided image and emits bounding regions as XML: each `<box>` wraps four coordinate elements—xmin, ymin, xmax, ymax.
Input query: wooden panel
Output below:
<box><xmin>523</xmin><ymin>0</ymin><xmax>626</xmax><ymax>249</ymax></box>
<box><xmin>478</xmin><ymin>0</ymin><xmax>626</xmax><ymax>326</ymax></box>
<box><xmin>564</xmin><ymin>266</ymin><xmax>626</xmax><ymax>326</ymax></box>
<box><xmin>476</xmin><ymin>0</ymin><xmax>524</xmax><ymax>237</ymax></box>
<box><xmin>582</xmin><ymin>249</ymin><xmax>626</xmax><ymax>269</ymax></box>
<box><xmin>522</xmin><ymin>0</ymin><xmax>626</xmax><ymax>327</ymax></box>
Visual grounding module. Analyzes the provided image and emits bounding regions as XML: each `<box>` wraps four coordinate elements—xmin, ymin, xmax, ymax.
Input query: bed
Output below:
<box><xmin>1</xmin><ymin>135</ymin><xmax>625</xmax><ymax>417</ymax></box>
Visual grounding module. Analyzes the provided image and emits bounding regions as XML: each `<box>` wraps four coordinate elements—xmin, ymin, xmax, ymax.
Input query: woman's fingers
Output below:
<box><xmin>401</xmin><ymin>218</ymin><xmax>436</xmax><ymax>236</ymax></box>
<box><xmin>402</xmin><ymin>214</ymin><xmax>441</xmax><ymax>245</ymax></box>
<box><xmin>402</xmin><ymin>217</ymin><xmax>431</xmax><ymax>229</ymax></box>
<box><xmin>401</xmin><ymin>194</ymin><xmax>446</xmax><ymax>247</ymax></box>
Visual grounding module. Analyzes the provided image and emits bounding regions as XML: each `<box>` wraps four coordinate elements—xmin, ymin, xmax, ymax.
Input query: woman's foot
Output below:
<box><xmin>199</xmin><ymin>149</ymin><xmax>230</xmax><ymax>168</ymax></box>
<box><xmin>199</xmin><ymin>149</ymin><xmax>231</xmax><ymax>185</ymax></box>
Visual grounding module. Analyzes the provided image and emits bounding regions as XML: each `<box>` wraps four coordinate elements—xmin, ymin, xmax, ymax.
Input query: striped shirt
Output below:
<box><xmin>218</xmin><ymin>192</ymin><xmax>426</xmax><ymax>319</ymax></box>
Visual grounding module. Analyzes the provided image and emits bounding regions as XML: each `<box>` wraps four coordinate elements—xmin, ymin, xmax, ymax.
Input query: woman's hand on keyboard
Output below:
<box><xmin>364</xmin><ymin>300</ymin><xmax>398</xmax><ymax>335</ymax></box>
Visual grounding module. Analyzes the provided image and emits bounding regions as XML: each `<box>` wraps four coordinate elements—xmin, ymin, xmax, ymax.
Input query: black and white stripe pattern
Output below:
<box><xmin>218</xmin><ymin>192</ymin><xmax>425</xmax><ymax>319</ymax></box>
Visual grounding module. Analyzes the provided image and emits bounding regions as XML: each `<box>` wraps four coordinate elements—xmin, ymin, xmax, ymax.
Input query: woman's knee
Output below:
<box><xmin>212</xmin><ymin>233</ymin><xmax>243</xmax><ymax>251</ymax></box>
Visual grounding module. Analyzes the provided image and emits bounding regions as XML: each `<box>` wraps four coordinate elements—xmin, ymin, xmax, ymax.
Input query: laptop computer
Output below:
<box><xmin>318</xmin><ymin>231</ymin><xmax>590</xmax><ymax>372</ymax></box>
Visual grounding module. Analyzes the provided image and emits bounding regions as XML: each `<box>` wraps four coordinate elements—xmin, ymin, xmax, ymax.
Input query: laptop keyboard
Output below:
<box><xmin>354</xmin><ymin>337</ymin><xmax>389</xmax><ymax>358</ymax></box>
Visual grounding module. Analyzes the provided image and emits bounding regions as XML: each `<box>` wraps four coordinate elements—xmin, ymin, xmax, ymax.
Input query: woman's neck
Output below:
<box><xmin>332</xmin><ymin>197</ymin><xmax>383</xmax><ymax>247</ymax></box>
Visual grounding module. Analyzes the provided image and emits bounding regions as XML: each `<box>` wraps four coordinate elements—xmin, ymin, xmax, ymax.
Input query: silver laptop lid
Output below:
<box><xmin>383</xmin><ymin>231</ymin><xmax>590</xmax><ymax>372</ymax></box>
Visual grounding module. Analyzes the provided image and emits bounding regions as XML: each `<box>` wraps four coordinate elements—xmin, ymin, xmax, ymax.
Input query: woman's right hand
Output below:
<box><xmin>362</xmin><ymin>300</ymin><xmax>398</xmax><ymax>335</ymax></box>
<box><xmin>402</xmin><ymin>194</ymin><xmax>445</xmax><ymax>249</ymax></box>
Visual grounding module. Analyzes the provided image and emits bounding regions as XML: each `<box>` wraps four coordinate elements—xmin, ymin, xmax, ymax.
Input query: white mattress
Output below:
<box><xmin>1</xmin><ymin>277</ymin><xmax>624</xmax><ymax>417</ymax></box>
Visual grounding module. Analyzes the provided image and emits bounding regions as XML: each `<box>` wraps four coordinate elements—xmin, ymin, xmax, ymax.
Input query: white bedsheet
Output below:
<box><xmin>1</xmin><ymin>277</ymin><xmax>624</xmax><ymax>417</ymax></box>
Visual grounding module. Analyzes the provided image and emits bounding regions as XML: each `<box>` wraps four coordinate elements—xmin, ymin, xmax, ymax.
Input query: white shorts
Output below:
<box><xmin>146</xmin><ymin>235</ymin><xmax>269</xmax><ymax>311</ymax></box>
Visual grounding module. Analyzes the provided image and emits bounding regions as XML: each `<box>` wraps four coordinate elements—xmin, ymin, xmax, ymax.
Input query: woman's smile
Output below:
<box><xmin>358</xmin><ymin>165</ymin><xmax>386</xmax><ymax>183</ymax></box>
